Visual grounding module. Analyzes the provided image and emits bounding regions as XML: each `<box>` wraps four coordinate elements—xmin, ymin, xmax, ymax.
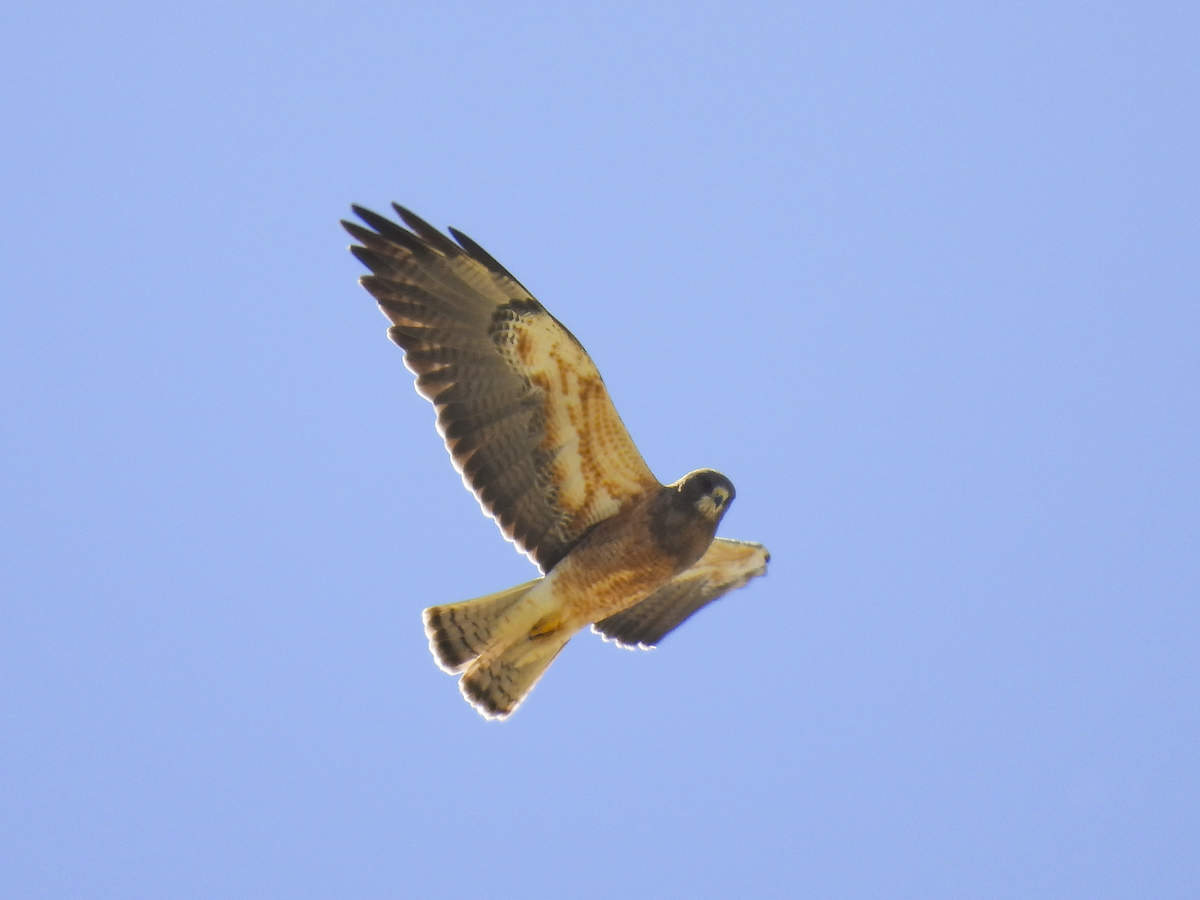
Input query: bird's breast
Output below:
<box><xmin>545</xmin><ymin>499</ymin><xmax>705</xmax><ymax>625</ymax></box>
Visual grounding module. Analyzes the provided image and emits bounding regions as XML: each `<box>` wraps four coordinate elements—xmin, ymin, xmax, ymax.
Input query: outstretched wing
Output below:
<box><xmin>344</xmin><ymin>204</ymin><xmax>661</xmax><ymax>572</ymax></box>
<box><xmin>593</xmin><ymin>538</ymin><xmax>770</xmax><ymax>648</ymax></box>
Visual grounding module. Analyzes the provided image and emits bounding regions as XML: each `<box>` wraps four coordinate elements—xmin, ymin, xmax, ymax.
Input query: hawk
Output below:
<box><xmin>343</xmin><ymin>204</ymin><xmax>769</xmax><ymax>719</ymax></box>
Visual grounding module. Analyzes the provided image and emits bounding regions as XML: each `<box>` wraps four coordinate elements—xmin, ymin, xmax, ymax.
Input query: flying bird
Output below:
<box><xmin>343</xmin><ymin>204</ymin><xmax>769</xmax><ymax>719</ymax></box>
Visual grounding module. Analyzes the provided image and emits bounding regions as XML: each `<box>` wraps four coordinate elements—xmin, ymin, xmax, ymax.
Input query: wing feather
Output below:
<box><xmin>593</xmin><ymin>538</ymin><xmax>770</xmax><ymax>648</ymax></box>
<box><xmin>345</xmin><ymin>205</ymin><xmax>661</xmax><ymax>571</ymax></box>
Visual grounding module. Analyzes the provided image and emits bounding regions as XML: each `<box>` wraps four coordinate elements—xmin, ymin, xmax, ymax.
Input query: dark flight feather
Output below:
<box><xmin>344</xmin><ymin>205</ymin><xmax>661</xmax><ymax>572</ymax></box>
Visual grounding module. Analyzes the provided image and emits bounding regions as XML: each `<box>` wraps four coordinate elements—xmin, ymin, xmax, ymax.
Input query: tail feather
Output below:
<box><xmin>459</xmin><ymin>629</ymin><xmax>572</xmax><ymax>720</ymax></box>
<box><xmin>422</xmin><ymin>580</ymin><xmax>539</xmax><ymax>674</ymax></box>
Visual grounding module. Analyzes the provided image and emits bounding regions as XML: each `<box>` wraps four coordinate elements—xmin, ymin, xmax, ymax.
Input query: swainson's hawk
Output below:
<box><xmin>343</xmin><ymin>204</ymin><xmax>769</xmax><ymax>719</ymax></box>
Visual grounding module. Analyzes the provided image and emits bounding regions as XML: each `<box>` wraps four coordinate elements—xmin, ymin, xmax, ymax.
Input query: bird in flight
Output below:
<box><xmin>343</xmin><ymin>204</ymin><xmax>769</xmax><ymax>719</ymax></box>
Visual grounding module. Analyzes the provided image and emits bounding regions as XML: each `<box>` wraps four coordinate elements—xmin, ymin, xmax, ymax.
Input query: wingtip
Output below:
<box><xmin>349</xmin><ymin>244</ymin><xmax>379</xmax><ymax>269</ymax></box>
<box><xmin>391</xmin><ymin>203</ymin><xmax>463</xmax><ymax>256</ymax></box>
<box><xmin>447</xmin><ymin>225</ymin><xmax>520</xmax><ymax>281</ymax></box>
<box><xmin>390</xmin><ymin>203</ymin><xmax>437</xmax><ymax>235</ymax></box>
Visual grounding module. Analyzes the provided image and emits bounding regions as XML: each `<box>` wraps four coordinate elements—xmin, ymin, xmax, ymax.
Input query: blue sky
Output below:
<box><xmin>2</xmin><ymin>1</ymin><xmax>1197</xmax><ymax>897</ymax></box>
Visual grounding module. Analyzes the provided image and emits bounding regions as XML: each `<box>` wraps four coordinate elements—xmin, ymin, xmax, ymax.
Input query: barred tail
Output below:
<box><xmin>459</xmin><ymin>627</ymin><xmax>572</xmax><ymax>720</ymax></box>
<box><xmin>422</xmin><ymin>580</ymin><xmax>539</xmax><ymax>674</ymax></box>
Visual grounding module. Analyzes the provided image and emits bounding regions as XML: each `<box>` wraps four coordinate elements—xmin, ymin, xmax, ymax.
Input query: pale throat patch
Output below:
<box><xmin>697</xmin><ymin>487</ymin><xmax>729</xmax><ymax>519</ymax></box>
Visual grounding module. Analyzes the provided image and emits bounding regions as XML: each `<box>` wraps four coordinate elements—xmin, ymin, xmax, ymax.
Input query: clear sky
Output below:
<box><xmin>2</xmin><ymin>1</ymin><xmax>1197</xmax><ymax>897</ymax></box>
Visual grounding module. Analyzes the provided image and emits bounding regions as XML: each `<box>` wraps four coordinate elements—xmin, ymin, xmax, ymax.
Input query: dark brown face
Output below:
<box><xmin>678</xmin><ymin>469</ymin><xmax>735</xmax><ymax>522</ymax></box>
<box><xmin>650</xmin><ymin>469</ymin><xmax>736</xmax><ymax>572</ymax></box>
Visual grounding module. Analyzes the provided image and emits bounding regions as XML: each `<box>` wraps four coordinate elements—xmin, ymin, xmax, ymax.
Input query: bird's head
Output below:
<box><xmin>649</xmin><ymin>469</ymin><xmax>736</xmax><ymax>571</ymax></box>
<box><xmin>677</xmin><ymin>469</ymin><xmax>736</xmax><ymax>524</ymax></box>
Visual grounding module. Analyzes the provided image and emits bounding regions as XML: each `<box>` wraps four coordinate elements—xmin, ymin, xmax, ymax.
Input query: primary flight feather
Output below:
<box><xmin>344</xmin><ymin>204</ymin><xmax>769</xmax><ymax>719</ymax></box>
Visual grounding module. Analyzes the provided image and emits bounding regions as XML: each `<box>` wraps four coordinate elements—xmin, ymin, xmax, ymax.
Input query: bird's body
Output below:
<box><xmin>344</xmin><ymin>204</ymin><xmax>769</xmax><ymax>719</ymax></box>
<box><xmin>524</xmin><ymin>469</ymin><xmax>731</xmax><ymax>630</ymax></box>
